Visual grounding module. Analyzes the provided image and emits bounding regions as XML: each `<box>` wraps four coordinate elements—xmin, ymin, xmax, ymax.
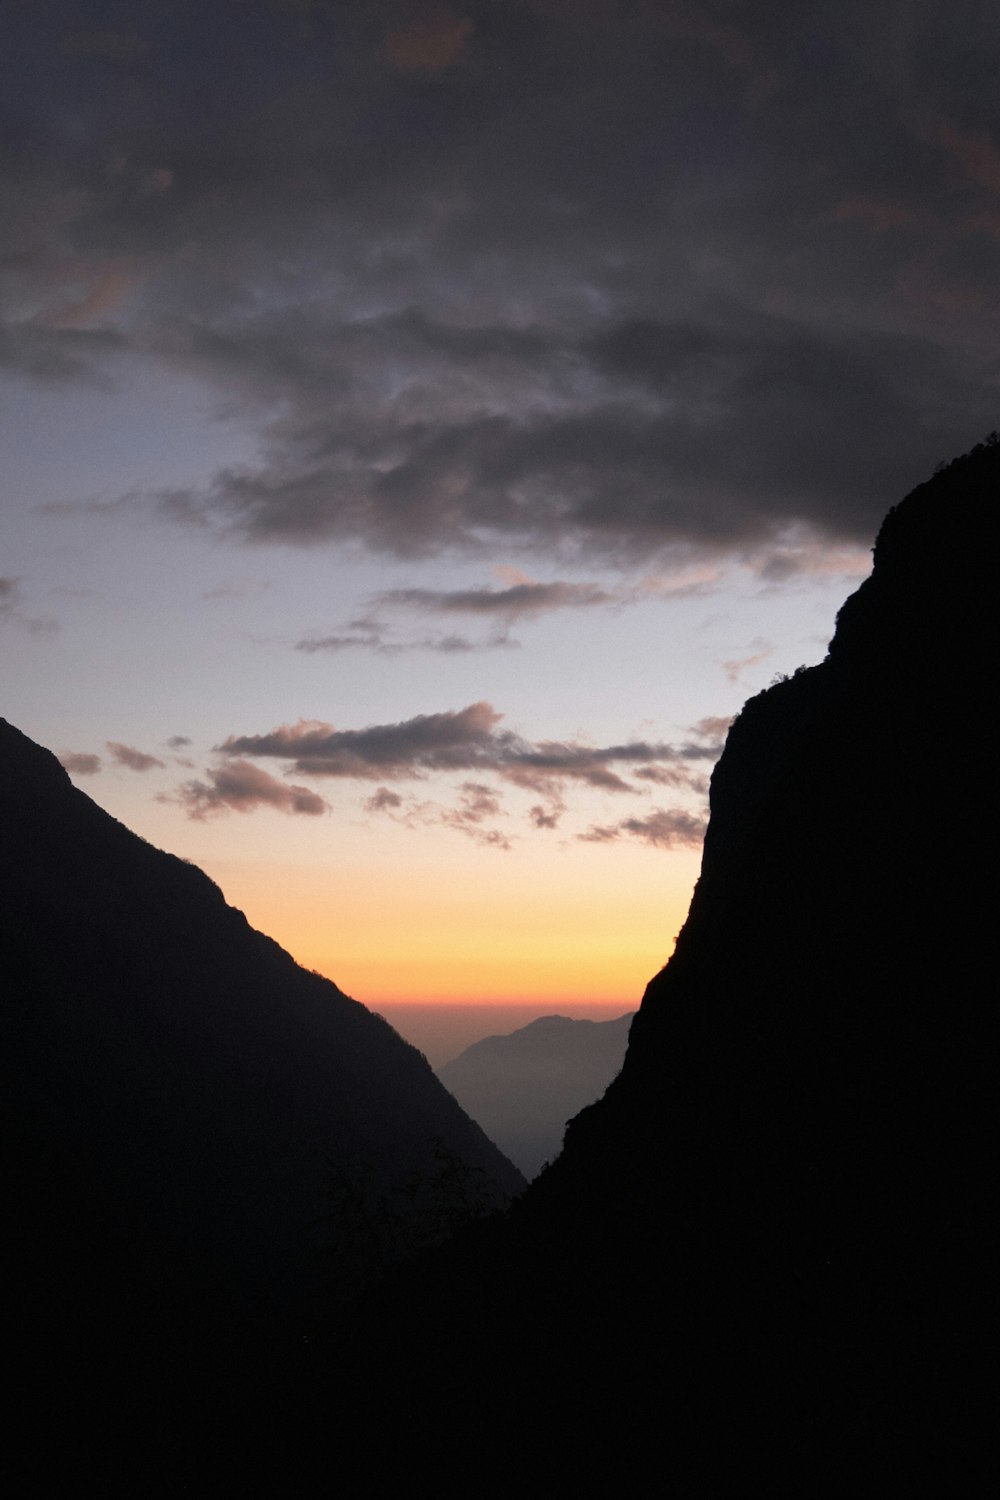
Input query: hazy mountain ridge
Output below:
<box><xmin>437</xmin><ymin>1012</ymin><xmax>634</xmax><ymax>1177</ymax></box>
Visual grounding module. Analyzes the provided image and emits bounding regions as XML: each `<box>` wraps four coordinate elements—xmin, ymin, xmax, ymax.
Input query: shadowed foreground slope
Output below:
<box><xmin>324</xmin><ymin>440</ymin><xmax>995</xmax><ymax>1494</ymax></box>
<box><xmin>0</xmin><ymin>725</ymin><xmax>523</xmax><ymax>1478</ymax></box>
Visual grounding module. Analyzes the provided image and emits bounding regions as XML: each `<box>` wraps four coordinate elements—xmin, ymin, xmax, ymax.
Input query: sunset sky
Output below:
<box><xmin>3</xmin><ymin>2</ymin><xmax>996</xmax><ymax>1040</ymax></box>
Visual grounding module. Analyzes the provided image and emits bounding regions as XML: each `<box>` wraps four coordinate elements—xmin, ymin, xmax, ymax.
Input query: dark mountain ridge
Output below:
<box><xmin>319</xmin><ymin>438</ymin><xmax>996</xmax><ymax>1495</ymax></box>
<box><xmin>0</xmin><ymin>721</ymin><xmax>523</xmax><ymax>1473</ymax></box>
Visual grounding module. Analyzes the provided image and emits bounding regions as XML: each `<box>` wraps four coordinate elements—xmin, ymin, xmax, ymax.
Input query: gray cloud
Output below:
<box><xmin>151</xmin><ymin>324</ymin><xmax>995</xmax><ymax>559</ymax></box>
<box><xmin>106</xmin><ymin>741</ymin><xmax>166</xmax><ymax>772</ymax></box>
<box><xmin>173</xmin><ymin>760</ymin><xmax>328</xmax><ymax>820</ymax></box>
<box><xmin>363</xmin><ymin>778</ymin><xmax>511</xmax><ymax>849</ymax></box>
<box><xmin>209</xmin><ymin>700</ymin><xmax>720</xmax><ymax>845</ymax></box>
<box><xmin>364</xmin><ymin>786</ymin><xmax>404</xmax><ymax>813</ymax></box>
<box><xmin>691</xmin><ymin>715</ymin><xmax>734</xmax><ymax>743</ymax></box>
<box><xmin>579</xmin><ymin>808</ymin><xmax>708</xmax><ymax>849</ymax></box>
<box><xmin>6</xmin><ymin>3</ymin><xmax>998</xmax><ymax>564</ymax></box>
<box><xmin>375</xmin><ymin>580</ymin><xmax>614</xmax><ymax>619</ymax></box>
<box><xmin>527</xmin><ymin>789</ymin><xmax>566</xmax><ymax>830</ymax></box>
<box><xmin>294</xmin><ymin>576</ymin><xmax>615</xmax><ymax>656</ymax></box>
<box><xmin>219</xmin><ymin>703</ymin><xmax>517</xmax><ymax>779</ymax></box>
<box><xmin>59</xmin><ymin>751</ymin><xmax>102</xmax><ymax>776</ymax></box>
<box><xmin>217</xmin><ymin>702</ymin><xmax>721</xmax><ymax>793</ymax></box>
<box><xmin>632</xmin><ymin>765</ymin><xmax>709</xmax><ymax>793</ymax></box>
<box><xmin>442</xmin><ymin>782</ymin><xmax>511</xmax><ymax>850</ymax></box>
<box><xmin>295</xmin><ymin>626</ymin><xmax>514</xmax><ymax>655</ymax></box>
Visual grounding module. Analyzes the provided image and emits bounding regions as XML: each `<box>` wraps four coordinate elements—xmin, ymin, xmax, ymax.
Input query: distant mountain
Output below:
<box><xmin>0</xmin><ymin>719</ymin><xmax>523</xmax><ymax>1469</ymax></box>
<box><xmin>437</xmin><ymin>1013</ymin><xmax>633</xmax><ymax>1177</ymax></box>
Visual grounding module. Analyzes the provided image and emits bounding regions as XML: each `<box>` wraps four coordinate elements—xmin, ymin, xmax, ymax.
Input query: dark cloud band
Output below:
<box><xmin>5</xmin><ymin>2</ymin><xmax>998</xmax><ymax>564</ymax></box>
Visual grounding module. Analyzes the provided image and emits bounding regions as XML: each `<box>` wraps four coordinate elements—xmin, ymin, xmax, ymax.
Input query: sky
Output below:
<box><xmin>2</xmin><ymin>1</ymin><xmax>997</xmax><ymax>1041</ymax></box>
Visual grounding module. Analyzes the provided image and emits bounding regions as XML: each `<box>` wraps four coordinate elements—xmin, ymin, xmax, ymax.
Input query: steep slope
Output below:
<box><xmin>437</xmin><ymin>1012</ymin><xmax>633</xmax><ymax>1177</ymax></box>
<box><xmin>511</xmin><ymin>440</ymin><xmax>995</xmax><ymax>1485</ymax></box>
<box><xmin>318</xmin><ymin>439</ymin><xmax>996</xmax><ymax>1496</ymax></box>
<box><xmin>0</xmin><ymin>722</ymin><xmax>523</xmax><ymax>1401</ymax></box>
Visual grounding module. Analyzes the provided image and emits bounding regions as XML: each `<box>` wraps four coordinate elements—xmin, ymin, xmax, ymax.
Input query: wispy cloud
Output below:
<box><xmin>721</xmin><ymin>639</ymin><xmax>773</xmax><ymax>685</ymax></box>
<box><xmin>170</xmin><ymin>760</ymin><xmax>328</xmax><ymax>820</ymax></box>
<box><xmin>59</xmin><ymin>750</ymin><xmax>102</xmax><ymax>776</ymax></box>
<box><xmin>106</xmin><ymin>741</ymin><xmax>166</xmax><ymax>772</ymax></box>
<box><xmin>190</xmin><ymin>699</ymin><xmax>724</xmax><ymax>845</ymax></box>
<box><xmin>441</xmin><ymin>782</ymin><xmax>511</xmax><ymax>850</ymax></box>
<box><xmin>0</xmin><ymin>577</ymin><xmax>19</xmax><ymax>619</ymax></box>
<box><xmin>217</xmin><ymin>702</ymin><xmax>723</xmax><ymax>790</ymax></box>
<box><xmin>296</xmin><ymin>565</ymin><xmax>724</xmax><ymax>657</ymax></box>
<box><xmin>578</xmin><ymin>808</ymin><xmax>708</xmax><ymax>849</ymax></box>
<box><xmin>374</xmin><ymin>578</ymin><xmax>614</xmax><ymax>621</ymax></box>
<box><xmin>295</xmin><ymin>626</ymin><xmax>514</xmax><ymax>655</ymax></box>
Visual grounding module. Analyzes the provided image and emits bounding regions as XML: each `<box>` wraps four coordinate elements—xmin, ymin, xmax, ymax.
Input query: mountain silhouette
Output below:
<box><xmin>437</xmin><ymin>1012</ymin><xmax>633</xmax><ymax>1177</ymax></box>
<box><xmin>0</xmin><ymin>720</ymin><xmax>523</xmax><ymax>1478</ymax></box>
<box><xmin>4</xmin><ymin>437</ymin><xmax>994</xmax><ymax>1493</ymax></box>
<box><xmin>315</xmin><ymin>438</ymin><xmax>996</xmax><ymax>1495</ymax></box>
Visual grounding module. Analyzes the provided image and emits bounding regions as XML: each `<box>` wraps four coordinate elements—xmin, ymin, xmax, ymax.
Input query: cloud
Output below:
<box><xmin>209</xmin><ymin>702</ymin><xmax>720</xmax><ymax>842</ymax></box>
<box><xmin>632</xmin><ymin>765</ymin><xmax>708</xmax><ymax>792</ymax></box>
<box><xmin>635</xmin><ymin>565</ymin><xmax>727</xmax><ymax>600</ymax></box>
<box><xmin>0</xmin><ymin>578</ymin><xmax>19</xmax><ymax>616</ymax></box>
<box><xmin>364</xmin><ymin>787</ymin><xmax>404</xmax><ymax>813</ymax></box>
<box><xmin>106</xmin><ymin>741</ymin><xmax>166</xmax><ymax>772</ymax></box>
<box><xmin>375</xmin><ymin>579</ymin><xmax>614</xmax><ymax>620</ymax></box>
<box><xmin>295</xmin><ymin>626</ymin><xmax>514</xmax><ymax>655</ymax></box>
<box><xmin>721</xmin><ymin>640</ymin><xmax>773</xmax><ymax>685</ymax></box>
<box><xmin>442</xmin><ymin>782</ymin><xmax>511</xmax><ymax>849</ymax></box>
<box><xmin>174</xmin><ymin>696</ymin><xmax>719</xmax><ymax>840</ymax></box>
<box><xmin>217</xmin><ymin>702</ymin><xmax>722</xmax><ymax>796</ymax></box>
<box><xmin>579</xmin><ymin>807</ymin><xmax>707</xmax><ymax>849</ymax></box>
<box><xmin>527</xmin><ymin>792</ymin><xmax>566</xmax><ymax>830</ymax></box>
<box><xmin>59</xmin><ymin>751</ymin><xmax>102</xmax><ymax>776</ymax></box>
<box><xmin>751</xmin><ymin>543</ymin><xmax>873</xmax><ymax>585</ymax></box>
<box><xmin>364</xmin><ymin>778</ymin><xmax>510</xmax><ymax>848</ymax></box>
<box><xmin>172</xmin><ymin>760</ymin><xmax>329</xmax><ymax>820</ymax></box>
<box><xmin>691</xmin><ymin>715</ymin><xmax>733</xmax><ymax>744</ymax></box>
<box><xmin>166</xmin><ymin>735</ymin><xmax>192</xmax><ymax>749</ymax></box>
<box><xmin>146</xmin><ymin>307</ymin><xmax>995</xmax><ymax>562</ymax></box>
<box><xmin>297</xmin><ymin>570</ymin><xmax>682</xmax><ymax>658</ymax></box>
<box><xmin>218</xmin><ymin>703</ymin><xmax>515</xmax><ymax>779</ymax></box>
<box><xmin>8</xmin><ymin>3</ymin><xmax>998</xmax><ymax>568</ymax></box>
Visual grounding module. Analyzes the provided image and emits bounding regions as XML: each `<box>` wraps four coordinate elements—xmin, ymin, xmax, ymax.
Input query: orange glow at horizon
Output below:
<box><xmin>201</xmin><ymin>846</ymin><xmax>700</xmax><ymax>1010</ymax></box>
